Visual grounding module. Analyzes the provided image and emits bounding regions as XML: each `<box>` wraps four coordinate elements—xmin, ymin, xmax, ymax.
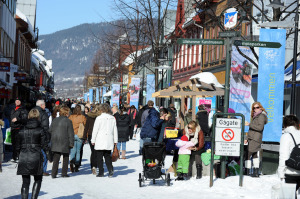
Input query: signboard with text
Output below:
<box><xmin>215</xmin><ymin>118</ymin><xmax>242</xmax><ymax>156</ymax></box>
<box><xmin>0</xmin><ymin>62</ymin><xmax>10</xmax><ymax>72</ymax></box>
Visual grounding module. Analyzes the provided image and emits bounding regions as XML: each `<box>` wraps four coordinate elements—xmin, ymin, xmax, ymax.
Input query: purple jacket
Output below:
<box><xmin>175</xmin><ymin>140</ymin><xmax>195</xmax><ymax>155</ymax></box>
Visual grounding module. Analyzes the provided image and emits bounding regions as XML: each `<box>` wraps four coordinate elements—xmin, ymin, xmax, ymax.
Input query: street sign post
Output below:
<box><xmin>177</xmin><ymin>38</ymin><xmax>224</xmax><ymax>45</ymax></box>
<box><xmin>210</xmin><ymin>113</ymin><xmax>245</xmax><ymax>188</ymax></box>
<box><xmin>234</xmin><ymin>40</ymin><xmax>282</xmax><ymax>48</ymax></box>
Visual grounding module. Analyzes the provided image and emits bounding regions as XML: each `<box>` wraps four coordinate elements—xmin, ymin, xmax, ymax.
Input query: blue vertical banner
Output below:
<box><xmin>147</xmin><ymin>74</ymin><xmax>156</xmax><ymax>106</ymax></box>
<box><xmin>89</xmin><ymin>88</ymin><xmax>93</xmax><ymax>103</ymax></box>
<box><xmin>102</xmin><ymin>87</ymin><xmax>106</xmax><ymax>103</ymax></box>
<box><xmin>258</xmin><ymin>29</ymin><xmax>286</xmax><ymax>142</ymax></box>
<box><xmin>229</xmin><ymin>46</ymin><xmax>254</xmax><ymax>132</ymax></box>
<box><xmin>96</xmin><ymin>88</ymin><xmax>99</xmax><ymax>103</ymax></box>
<box><xmin>129</xmin><ymin>78</ymin><xmax>140</xmax><ymax>108</ymax></box>
<box><xmin>111</xmin><ymin>84</ymin><xmax>120</xmax><ymax>107</ymax></box>
<box><xmin>84</xmin><ymin>93</ymin><xmax>88</xmax><ymax>102</ymax></box>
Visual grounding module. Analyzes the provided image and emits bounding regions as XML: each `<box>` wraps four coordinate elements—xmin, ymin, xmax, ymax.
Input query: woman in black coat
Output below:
<box><xmin>128</xmin><ymin>105</ymin><xmax>137</xmax><ymax>139</ymax></box>
<box><xmin>50</xmin><ymin>106</ymin><xmax>74</xmax><ymax>178</ymax></box>
<box><xmin>113</xmin><ymin>106</ymin><xmax>130</xmax><ymax>159</ymax></box>
<box><xmin>16</xmin><ymin>109</ymin><xmax>47</xmax><ymax>199</ymax></box>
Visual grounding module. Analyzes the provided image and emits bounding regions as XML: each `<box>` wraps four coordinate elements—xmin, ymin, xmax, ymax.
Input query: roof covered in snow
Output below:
<box><xmin>16</xmin><ymin>8</ymin><xmax>35</xmax><ymax>38</ymax></box>
<box><xmin>122</xmin><ymin>47</ymin><xmax>152</xmax><ymax>66</ymax></box>
<box><xmin>190</xmin><ymin>72</ymin><xmax>224</xmax><ymax>88</ymax></box>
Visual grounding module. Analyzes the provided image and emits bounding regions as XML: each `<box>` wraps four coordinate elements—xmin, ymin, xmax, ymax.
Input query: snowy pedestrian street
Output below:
<box><xmin>1</xmin><ymin>139</ymin><xmax>280</xmax><ymax>199</ymax></box>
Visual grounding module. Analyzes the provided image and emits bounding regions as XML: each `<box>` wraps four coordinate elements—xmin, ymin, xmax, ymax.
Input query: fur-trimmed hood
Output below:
<box><xmin>87</xmin><ymin>112</ymin><xmax>100</xmax><ymax>119</ymax></box>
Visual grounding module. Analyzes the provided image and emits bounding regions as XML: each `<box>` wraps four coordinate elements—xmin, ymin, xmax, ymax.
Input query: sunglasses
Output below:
<box><xmin>253</xmin><ymin>106</ymin><xmax>260</xmax><ymax>110</ymax></box>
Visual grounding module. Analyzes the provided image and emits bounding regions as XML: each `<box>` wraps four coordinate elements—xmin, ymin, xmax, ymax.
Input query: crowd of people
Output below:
<box><xmin>0</xmin><ymin>97</ymin><xmax>300</xmax><ymax>197</ymax></box>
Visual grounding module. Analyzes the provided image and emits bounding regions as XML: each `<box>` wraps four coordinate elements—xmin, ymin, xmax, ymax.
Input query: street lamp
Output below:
<box><xmin>267</xmin><ymin>0</ymin><xmax>299</xmax><ymax>115</ymax></box>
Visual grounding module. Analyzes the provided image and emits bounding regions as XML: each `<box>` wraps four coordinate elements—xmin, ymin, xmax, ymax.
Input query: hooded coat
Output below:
<box><xmin>114</xmin><ymin>112</ymin><xmax>130</xmax><ymax>142</ymax></box>
<box><xmin>16</xmin><ymin>119</ymin><xmax>47</xmax><ymax>175</ymax></box>
<box><xmin>140</xmin><ymin>108</ymin><xmax>163</xmax><ymax>140</ymax></box>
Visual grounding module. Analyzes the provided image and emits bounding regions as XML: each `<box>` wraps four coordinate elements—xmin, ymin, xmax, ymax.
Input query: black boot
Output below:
<box><xmin>74</xmin><ymin>165</ymin><xmax>79</xmax><ymax>172</ymax></box>
<box><xmin>175</xmin><ymin>172</ymin><xmax>184</xmax><ymax>181</ymax></box>
<box><xmin>252</xmin><ymin>168</ymin><xmax>259</xmax><ymax>178</ymax></box>
<box><xmin>21</xmin><ymin>187</ymin><xmax>29</xmax><ymax>199</ymax></box>
<box><xmin>196</xmin><ymin>164</ymin><xmax>202</xmax><ymax>179</ymax></box>
<box><xmin>31</xmin><ymin>180</ymin><xmax>42</xmax><ymax>199</ymax></box>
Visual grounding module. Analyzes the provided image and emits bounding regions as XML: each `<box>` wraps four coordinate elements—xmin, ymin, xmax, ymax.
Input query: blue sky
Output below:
<box><xmin>36</xmin><ymin>0</ymin><xmax>114</xmax><ymax>35</ymax></box>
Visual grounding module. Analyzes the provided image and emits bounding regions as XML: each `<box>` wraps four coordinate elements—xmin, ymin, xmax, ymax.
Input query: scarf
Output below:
<box><xmin>253</xmin><ymin>110</ymin><xmax>262</xmax><ymax>119</ymax></box>
<box><xmin>15</xmin><ymin>105</ymin><xmax>21</xmax><ymax>111</ymax></box>
<box><xmin>128</xmin><ymin>109</ymin><xmax>136</xmax><ymax>119</ymax></box>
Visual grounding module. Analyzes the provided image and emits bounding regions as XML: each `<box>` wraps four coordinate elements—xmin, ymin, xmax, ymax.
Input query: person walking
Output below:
<box><xmin>113</xmin><ymin>106</ymin><xmax>130</xmax><ymax>159</ymax></box>
<box><xmin>278</xmin><ymin>115</ymin><xmax>300</xmax><ymax>190</ymax></box>
<box><xmin>68</xmin><ymin>105</ymin><xmax>86</xmax><ymax>172</ymax></box>
<box><xmin>91</xmin><ymin>103</ymin><xmax>118</xmax><ymax>177</ymax></box>
<box><xmin>245</xmin><ymin>102</ymin><xmax>268</xmax><ymax>177</ymax></box>
<box><xmin>141</xmin><ymin>100</ymin><xmax>154</xmax><ymax>127</ymax></box>
<box><xmin>32</xmin><ymin>100</ymin><xmax>50</xmax><ymax>176</ymax></box>
<box><xmin>128</xmin><ymin>105</ymin><xmax>137</xmax><ymax>139</ymax></box>
<box><xmin>196</xmin><ymin>105</ymin><xmax>209</xmax><ymax>136</ymax></box>
<box><xmin>50</xmin><ymin>106</ymin><xmax>74</xmax><ymax>178</ymax></box>
<box><xmin>10</xmin><ymin>97</ymin><xmax>28</xmax><ymax>162</ymax></box>
<box><xmin>83</xmin><ymin>105</ymin><xmax>101</xmax><ymax>175</ymax></box>
<box><xmin>16</xmin><ymin>109</ymin><xmax>47</xmax><ymax>199</ymax></box>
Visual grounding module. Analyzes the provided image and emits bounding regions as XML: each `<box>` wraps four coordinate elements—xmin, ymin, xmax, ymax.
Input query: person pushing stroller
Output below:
<box><xmin>175</xmin><ymin>135</ymin><xmax>195</xmax><ymax>180</ymax></box>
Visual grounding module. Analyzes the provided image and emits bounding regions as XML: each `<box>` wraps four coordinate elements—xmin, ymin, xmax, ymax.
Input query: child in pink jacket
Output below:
<box><xmin>175</xmin><ymin>135</ymin><xmax>195</xmax><ymax>180</ymax></box>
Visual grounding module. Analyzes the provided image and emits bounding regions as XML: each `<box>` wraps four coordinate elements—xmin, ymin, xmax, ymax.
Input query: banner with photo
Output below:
<box><xmin>102</xmin><ymin>87</ymin><xmax>106</xmax><ymax>103</ymax></box>
<box><xmin>229</xmin><ymin>46</ymin><xmax>254</xmax><ymax>131</ymax></box>
<box><xmin>146</xmin><ymin>74</ymin><xmax>156</xmax><ymax>106</ymax></box>
<box><xmin>196</xmin><ymin>96</ymin><xmax>216</xmax><ymax>127</ymax></box>
<box><xmin>89</xmin><ymin>88</ymin><xmax>93</xmax><ymax>102</ymax></box>
<box><xmin>129</xmin><ymin>78</ymin><xmax>140</xmax><ymax>108</ymax></box>
<box><xmin>258</xmin><ymin>29</ymin><xmax>286</xmax><ymax>142</ymax></box>
<box><xmin>111</xmin><ymin>84</ymin><xmax>120</xmax><ymax>107</ymax></box>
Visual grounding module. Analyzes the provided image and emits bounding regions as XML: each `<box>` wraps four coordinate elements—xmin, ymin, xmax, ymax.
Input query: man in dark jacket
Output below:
<box><xmin>141</xmin><ymin>100</ymin><xmax>154</xmax><ymax>127</ymax></box>
<box><xmin>139</xmin><ymin>108</ymin><xmax>167</xmax><ymax>154</ymax></box>
<box><xmin>33</xmin><ymin>100</ymin><xmax>50</xmax><ymax>176</ymax></box>
<box><xmin>167</xmin><ymin>103</ymin><xmax>177</xmax><ymax>127</ymax></box>
<box><xmin>10</xmin><ymin>97</ymin><xmax>28</xmax><ymax>162</ymax></box>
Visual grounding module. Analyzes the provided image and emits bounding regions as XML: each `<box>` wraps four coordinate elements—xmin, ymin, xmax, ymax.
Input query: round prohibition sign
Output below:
<box><xmin>221</xmin><ymin>128</ymin><xmax>234</xmax><ymax>141</ymax></box>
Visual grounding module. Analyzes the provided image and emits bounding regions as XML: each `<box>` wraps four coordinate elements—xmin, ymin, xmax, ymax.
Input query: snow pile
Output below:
<box><xmin>1</xmin><ymin>139</ymin><xmax>280</xmax><ymax>199</ymax></box>
<box><xmin>190</xmin><ymin>72</ymin><xmax>224</xmax><ymax>88</ymax></box>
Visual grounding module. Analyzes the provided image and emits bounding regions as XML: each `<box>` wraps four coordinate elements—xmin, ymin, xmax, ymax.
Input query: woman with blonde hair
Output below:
<box><xmin>50</xmin><ymin>106</ymin><xmax>74</xmax><ymax>178</ymax></box>
<box><xmin>83</xmin><ymin>104</ymin><xmax>101</xmax><ymax>174</ymax></box>
<box><xmin>16</xmin><ymin>109</ymin><xmax>47</xmax><ymax>198</ymax></box>
<box><xmin>91</xmin><ymin>103</ymin><xmax>118</xmax><ymax>177</ymax></box>
<box><xmin>69</xmin><ymin>105</ymin><xmax>86</xmax><ymax>172</ymax></box>
<box><xmin>245</xmin><ymin>102</ymin><xmax>268</xmax><ymax>177</ymax></box>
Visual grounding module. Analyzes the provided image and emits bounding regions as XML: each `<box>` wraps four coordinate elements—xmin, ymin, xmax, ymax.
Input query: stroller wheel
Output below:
<box><xmin>153</xmin><ymin>179</ymin><xmax>156</xmax><ymax>184</ymax></box>
<box><xmin>139</xmin><ymin>173</ymin><xmax>142</xmax><ymax>187</ymax></box>
<box><xmin>167</xmin><ymin>173</ymin><xmax>171</xmax><ymax>186</ymax></box>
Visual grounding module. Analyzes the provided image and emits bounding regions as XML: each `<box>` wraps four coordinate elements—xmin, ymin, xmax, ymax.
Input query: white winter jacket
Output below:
<box><xmin>91</xmin><ymin>113</ymin><xmax>118</xmax><ymax>151</ymax></box>
<box><xmin>278</xmin><ymin>126</ymin><xmax>300</xmax><ymax>179</ymax></box>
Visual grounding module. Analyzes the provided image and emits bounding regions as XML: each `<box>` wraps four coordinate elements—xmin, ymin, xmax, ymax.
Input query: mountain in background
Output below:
<box><xmin>39</xmin><ymin>22</ymin><xmax>113</xmax><ymax>82</ymax></box>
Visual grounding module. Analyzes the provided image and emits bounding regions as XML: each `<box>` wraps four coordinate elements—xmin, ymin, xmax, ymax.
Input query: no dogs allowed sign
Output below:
<box><xmin>215</xmin><ymin>118</ymin><xmax>242</xmax><ymax>156</ymax></box>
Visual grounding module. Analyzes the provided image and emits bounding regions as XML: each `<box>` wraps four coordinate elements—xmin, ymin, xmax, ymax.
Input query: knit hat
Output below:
<box><xmin>15</xmin><ymin>97</ymin><xmax>22</xmax><ymax>102</ymax></box>
<box><xmin>181</xmin><ymin>135</ymin><xmax>188</xmax><ymax>141</ymax></box>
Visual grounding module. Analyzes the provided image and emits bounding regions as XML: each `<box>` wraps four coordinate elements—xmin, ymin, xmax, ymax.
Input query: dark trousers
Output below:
<box><xmin>88</xmin><ymin>138</ymin><xmax>97</xmax><ymax>168</ymax></box>
<box><xmin>51</xmin><ymin>152</ymin><xmax>69</xmax><ymax>177</ymax></box>
<box><xmin>285</xmin><ymin>174</ymin><xmax>300</xmax><ymax>190</ymax></box>
<box><xmin>95</xmin><ymin>150</ymin><xmax>113</xmax><ymax>175</ymax></box>
<box><xmin>11</xmin><ymin>128</ymin><xmax>20</xmax><ymax>160</ymax></box>
<box><xmin>79</xmin><ymin>142</ymin><xmax>84</xmax><ymax>166</ymax></box>
<box><xmin>22</xmin><ymin>175</ymin><xmax>43</xmax><ymax>189</ymax></box>
<box><xmin>129</xmin><ymin>126</ymin><xmax>134</xmax><ymax>139</ymax></box>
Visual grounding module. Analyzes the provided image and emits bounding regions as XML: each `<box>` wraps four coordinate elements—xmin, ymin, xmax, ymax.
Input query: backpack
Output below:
<box><xmin>285</xmin><ymin>133</ymin><xmax>300</xmax><ymax>170</ymax></box>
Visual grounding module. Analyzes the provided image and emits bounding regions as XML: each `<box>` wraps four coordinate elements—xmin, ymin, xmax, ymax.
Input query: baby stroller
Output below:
<box><xmin>138</xmin><ymin>142</ymin><xmax>171</xmax><ymax>187</ymax></box>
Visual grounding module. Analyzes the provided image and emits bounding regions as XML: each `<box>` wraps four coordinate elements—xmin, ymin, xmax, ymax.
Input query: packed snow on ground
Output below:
<box><xmin>1</xmin><ymin>139</ymin><xmax>280</xmax><ymax>199</ymax></box>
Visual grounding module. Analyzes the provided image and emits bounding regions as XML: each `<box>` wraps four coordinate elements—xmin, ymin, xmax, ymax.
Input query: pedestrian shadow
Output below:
<box><xmin>4</xmin><ymin>191</ymin><xmax>47</xmax><ymax>199</ymax></box>
<box><xmin>125</xmin><ymin>153</ymin><xmax>140</xmax><ymax>159</ymax></box>
<box><xmin>53</xmin><ymin>193</ymin><xmax>84</xmax><ymax>199</ymax></box>
<box><xmin>126</xmin><ymin>151</ymin><xmax>134</xmax><ymax>154</ymax></box>
<box><xmin>113</xmin><ymin>165</ymin><xmax>135</xmax><ymax>177</ymax></box>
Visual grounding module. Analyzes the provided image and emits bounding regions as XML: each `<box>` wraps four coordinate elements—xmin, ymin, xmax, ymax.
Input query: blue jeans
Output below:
<box><xmin>41</xmin><ymin>149</ymin><xmax>47</xmax><ymax>173</ymax></box>
<box><xmin>117</xmin><ymin>142</ymin><xmax>126</xmax><ymax>151</ymax></box>
<box><xmin>70</xmin><ymin>135</ymin><xmax>83</xmax><ymax>165</ymax></box>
